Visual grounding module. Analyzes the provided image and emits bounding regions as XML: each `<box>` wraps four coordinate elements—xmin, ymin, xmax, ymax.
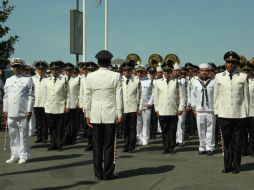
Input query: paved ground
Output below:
<box><xmin>0</xmin><ymin>132</ymin><xmax>254</xmax><ymax>190</ymax></box>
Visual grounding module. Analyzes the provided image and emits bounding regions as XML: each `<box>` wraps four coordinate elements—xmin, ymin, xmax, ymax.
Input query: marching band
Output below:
<box><xmin>2</xmin><ymin>50</ymin><xmax>254</xmax><ymax>179</ymax></box>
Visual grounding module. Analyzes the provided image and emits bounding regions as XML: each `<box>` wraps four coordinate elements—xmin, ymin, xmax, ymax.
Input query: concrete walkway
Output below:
<box><xmin>0</xmin><ymin>132</ymin><xmax>254</xmax><ymax>190</ymax></box>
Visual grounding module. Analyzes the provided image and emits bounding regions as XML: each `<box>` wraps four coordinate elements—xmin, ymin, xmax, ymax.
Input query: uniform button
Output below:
<box><xmin>231</xmin><ymin>103</ymin><xmax>233</xmax><ymax>105</ymax></box>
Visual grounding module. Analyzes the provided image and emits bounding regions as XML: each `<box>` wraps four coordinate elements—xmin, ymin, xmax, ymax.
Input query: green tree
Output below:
<box><xmin>0</xmin><ymin>0</ymin><xmax>18</xmax><ymax>69</ymax></box>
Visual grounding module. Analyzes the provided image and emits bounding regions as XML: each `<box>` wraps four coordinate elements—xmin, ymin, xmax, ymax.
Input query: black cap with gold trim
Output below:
<box><xmin>224</xmin><ymin>51</ymin><xmax>240</xmax><ymax>64</ymax></box>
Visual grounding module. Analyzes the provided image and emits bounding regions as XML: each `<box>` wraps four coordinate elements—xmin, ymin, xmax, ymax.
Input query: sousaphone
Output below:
<box><xmin>148</xmin><ymin>54</ymin><xmax>163</xmax><ymax>68</ymax></box>
<box><xmin>126</xmin><ymin>53</ymin><xmax>141</xmax><ymax>66</ymax></box>
<box><xmin>164</xmin><ymin>54</ymin><xmax>180</xmax><ymax>65</ymax></box>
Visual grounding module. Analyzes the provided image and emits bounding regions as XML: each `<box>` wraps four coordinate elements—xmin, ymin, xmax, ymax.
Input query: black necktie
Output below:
<box><xmin>151</xmin><ymin>79</ymin><xmax>154</xmax><ymax>87</ymax></box>
<box><xmin>126</xmin><ymin>78</ymin><xmax>129</xmax><ymax>85</ymax></box>
<box><xmin>166</xmin><ymin>78</ymin><xmax>170</xmax><ymax>84</ymax></box>
<box><xmin>68</xmin><ymin>77</ymin><xmax>71</xmax><ymax>81</ymax></box>
<box><xmin>229</xmin><ymin>73</ymin><xmax>233</xmax><ymax>80</ymax></box>
<box><xmin>39</xmin><ymin>77</ymin><xmax>43</xmax><ymax>82</ymax></box>
<box><xmin>54</xmin><ymin>77</ymin><xmax>57</xmax><ymax>83</ymax></box>
<box><xmin>198</xmin><ymin>79</ymin><xmax>211</xmax><ymax>107</ymax></box>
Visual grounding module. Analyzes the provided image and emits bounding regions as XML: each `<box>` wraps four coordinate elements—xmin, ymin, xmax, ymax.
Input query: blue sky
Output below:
<box><xmin>6</xmin><ymin>0</ymin><xmax>254</xmax><ymax>66</ymax></box>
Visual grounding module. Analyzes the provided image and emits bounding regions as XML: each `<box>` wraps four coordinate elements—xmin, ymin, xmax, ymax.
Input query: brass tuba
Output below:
<box><xmin>126</xmin><ymin>53</ymin><xmax>141</xmax><ymax>65</ymax></box>
<box><xmin>250</xmin><ymin>57</ymin><xmax>254</xmax><ymax>65</ymax></box>
<box><xmin>148</xmin><ymin>54</ymin><xmax>163</xmax><ymax>68</ymax></box>
<box><xmin>163</xmin><ymin>54</ymin><xmax>180</xmax><ymax>65</ymax></box>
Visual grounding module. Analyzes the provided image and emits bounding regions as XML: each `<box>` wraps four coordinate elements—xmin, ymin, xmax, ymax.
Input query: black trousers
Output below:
<box><xmin>247</xmin><ymin>117</ymin><xmax>254</xmax><ymax>154</ymax></box>
<box><xmin>64</xmin><ymin>108</ymin><xmax>80</xmax><ymax>144</ymax></box>
<box><xmin>185</xmin><ymin>110</ymin><xmax>197</xmax><ymax>137</ymax></box>
<box><xmin>92</xmin><ymin>123</ymin><xmax>116</xmax><ymax>178</ymax></box>
<box><xmin>122</xmin><ymin>112</ymin><xmax>137</xmax><ymax>150</ymax></box>
<box><xmin>218</xmin><ymin>118</ymin><xmax>244</xmax><ymax>169</ymax></box>
<box><xmin>159</xmin><ymin>115</ymin><xmax>178</xmax><ymax>151</ymax></box>
<box><xmin>87</xmin><ymin>127</ymin><xmax>93</xmax><ymax>148</ymax></box>
<box><xmin>46</xmin><ymin>113</ymin><xmax>65</xmax><ymax>148</ymax></box>
<box><xmin>150</xmin><ymin>106</ymin><xmax>158</xmax><ymax>139</ymax></box>
<box><xmin>34</xmin><ymin>107</ymin><xmax>48</xmax><ymax>141</ymax></box>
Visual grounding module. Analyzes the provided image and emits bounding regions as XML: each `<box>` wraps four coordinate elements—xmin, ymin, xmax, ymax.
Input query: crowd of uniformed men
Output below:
<box><xmin>2</xmin><ymin>50</ymin><xmax>254</xmax><ymax>179</ymax></box>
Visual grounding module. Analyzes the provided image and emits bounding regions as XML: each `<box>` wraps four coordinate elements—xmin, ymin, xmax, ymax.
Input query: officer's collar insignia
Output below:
<box><xmin>222</xmin><ymin>72</ymin><xmax>226</xmax><ymax>76</ymax></box>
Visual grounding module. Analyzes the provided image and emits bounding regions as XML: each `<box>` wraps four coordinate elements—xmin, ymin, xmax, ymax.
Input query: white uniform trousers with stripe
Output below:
<box><xmin>137</xmin><ymin>109</ymin><xmax>151</xmax><ymax>145</ymax></box>
<box><xmin>8</xmin><ymin>117</ymin><xmax>30</xmax><ymax>160</ymax></box>
<box><xmin>196</xmin><ymin>112</ymin><xmax>215</xmax><ymax>151</ymax></box>
<box><xmin>176</xmin><ymin>111</ymin><xmax>186</xmax><ymax>144</ymax></box>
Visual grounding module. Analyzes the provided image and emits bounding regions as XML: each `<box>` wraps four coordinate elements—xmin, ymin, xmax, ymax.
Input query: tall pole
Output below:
<box><xmin>76</xmin><ymin>0</ymin><xmax>79</xmax><ymax>65</ymax></box>
<box><xmin>105</xmin><ymin>0</ymin><xmax>108</xmax><ymax>50</ymax></box>
<box><xmin>82</xmin><ymin>0</ymin><xmax>86</xmax><ymax>62</ymax></box>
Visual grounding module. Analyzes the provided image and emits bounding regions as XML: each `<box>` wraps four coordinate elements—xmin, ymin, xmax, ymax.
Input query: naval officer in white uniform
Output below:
<box><xmin>214</xmin><ymin>51</ymin><xmax>249</xmax><ymax>174</ymax></box>
<box><xmin>3</xmin><ymin>58</ymin><xmax>35</xmax><ymax>164</ymax></box>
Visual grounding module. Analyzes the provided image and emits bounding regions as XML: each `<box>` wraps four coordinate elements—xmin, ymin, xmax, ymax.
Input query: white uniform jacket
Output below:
<box><xmin>85</xmin><ymin>67</ymin><xmax>123</xmax><ymax>124</ymax></box>
<box><xmin>248</xmin><ymin>78</ymin><xmax>254</xmax><ymax>117</ymax></box>
<box><xmin>122</xmin><ymin>76</ymin><xmax>142</xmax><ymax>113</ymax></box>
<box><xmin>44</xmin><ymin>75</ymin><xmax>69</xmax><ymax>114</ymax></box>
<box><xmin>3</xmin><ymin>75</ymin><xmax>35</xmax><ymax>117</ymax></box>
<box><xmin>191</xmin><ymin>78</ymin><xmax>214</xmax><ymax>112</ymax></box>
<box><xmin>32</xmin><ymin>75</ymin><xmax>47</xmax><ymax>108</ymax></box>
<box><xmin>214</xmin><ymin>70</ymin><xmax>249</xmax><ymax>118</ymax></box>
<box><xmin>66</xmin><ymin>76</ymin><xmax>80</xmax><ymax>109</ymax></box>
<box><xmin>140</xmin><ymin>77</ymin><xmax>153</xmax><ymax>109</ymax></box>
<box><xmin>79</xmin><ymin>75</ymin><xmax>86</xmax><ymax>110</ymax></box>
<box><xmin>154</xmin><ymin>77</ymin><xmax>185</xmax><ymax>116</ymax></box>
<box><xmin>179</xmin><ymin>77</ymin><xmax>188</xmax><ymax>107</ymax></box>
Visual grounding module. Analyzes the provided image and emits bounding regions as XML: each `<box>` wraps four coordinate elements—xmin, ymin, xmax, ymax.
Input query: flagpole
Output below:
<box><xmin>104</xmin><ymin>0</ymin><xmax>108</xmax><ymax>50</ymax></box>
<box><xmin>83</xmin><ymin>0</ymin><xmax>86</xmax><ymax>62</ymax></box>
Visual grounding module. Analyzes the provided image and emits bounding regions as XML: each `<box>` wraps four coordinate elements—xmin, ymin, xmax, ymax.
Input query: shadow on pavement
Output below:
<box><xmin>174</xmin><ymin>146</ymin><xmax>197</xmax><ymax>153</ymax></box>
<box><xmin>0</xmin><ymin>160</ymin><xmax>93</xmax><ymax>177</ymax></box>
<box><xmin>240</xmin><ymin>162</ymin><xmax>254</xmax><ymax>171</ymax></box>
<box><xmin>31</xmin><ymin>144</ymin><xmax>50</xmax><ymax>149</ymax></box>
<box><xmin>62</xmin><ymin>145</ymin><xmax>85</xmax><ymax>151</ymax></box>
<box><xmin>32</xmin><ymin>181</ymin><xmax>97</xmax><ymax>190</ymax></box>
<box><xmin>118</xmin><ymin>165</ymin><xmax>175</xmax><ymax>178</ymax></box>
<box><xmin>118</xmin><ymin>155</ymin><xmax>134</xmax><ymax>159</ymax></box>
<box><xmin>138</xmin><ymin>145</ymin><xmax>162</xmax><ymax>152</ymax></box>
<box><xmin>29</xmin><ymin>154</ymin><xmax>82</xmax><ymax>162</ymax></box>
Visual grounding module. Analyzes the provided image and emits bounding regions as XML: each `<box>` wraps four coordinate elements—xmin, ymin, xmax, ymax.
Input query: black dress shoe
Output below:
<box><xmin>86</xmin><ymin>146</ymin><xmax>93</xmax><ymax>151</ymax></box>
<box><xmin>222</xmin><ymin>168</ymin><xmax>232</xmax><ymax>173</ymax></box>
<box><xmin>162</xmin><ymin>149</ymin><xmax>170</xmax><ymax>154</ymax></box>
<box><xmin>198</xmin><ymin>151</ymin><xmax>206</xmax><ymax>155</ymax></box>
<box><xmin>103</xmin><ymin>174</ymin><xmax>118</xmax><ymax>181</ymax></box>
<box><xmin>206</xmin><ymin>150</ymin><xmax>214</xmax><ymax>156</ymax></box>
<box><xmin>122</xmin><ymin>148</ymin><xmax>129</xmax><ymax>152</ymax></box>
<box><xmin>128</xmin><ymin>149</ymin><xmax>135</xmax><ymax>153</ymax></box>
<box><xmin>35</xmin><ymin>139</ymin><xmax>42</xmax><ymax>143</ymax></box>
<box><xmin>232</xmin><ymin>167</ymin><xmax>240</xmax><ymax>174</ymax></box>
<box><xmin>57</xmin><ymin>147</ymin><xmax>63</xmax><ymax>151</ymax></box>
<box><xmin>95</xmin><ymin>176</ymin><xmax>103</xmax><ymax>180</ymax></box>
<box><xmin>47</xmin><ymin>147</ymin><xmax>57</xmax><ymax>151</ymax></box>
<box><xmin>178</xmin><ymin>143</ymin><xmax>184</xmax><ymax>147</ymax></box>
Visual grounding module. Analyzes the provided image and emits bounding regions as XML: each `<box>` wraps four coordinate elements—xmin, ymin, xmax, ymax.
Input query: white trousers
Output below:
<box><xmin>157</xmin><ymin>120</ymin><xmax>162</xmax><ymax>133</ymax></box>
<box><xmin>176</xmin><ymin>111</ymin><xmax>186</xmax><ymax>144</ymax></box>
<box><xmin>196</xmin><ymin>112</ymin><xmax>215</xmax><ymax>151</ymax></box>
<box><xmin>137</xmin><ymin>109</ymin><xmax>151</xmax><ymax>145</ymax></box>
<box><xmin>29</xmin><ymin>110</ymin><xmax>36</xmax><ymax>136</ymax></box>
<box><xmin>8</xmin><ymin>117</ymin><xmax>30</xmax><ymax>160</ymax></box>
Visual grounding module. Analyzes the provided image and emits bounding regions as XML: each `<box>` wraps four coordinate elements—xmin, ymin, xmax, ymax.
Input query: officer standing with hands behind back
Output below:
<box><xmin>84</xmin><ymin>50</ymin><xmax>123</xmax><ymax>180</ymax></box>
